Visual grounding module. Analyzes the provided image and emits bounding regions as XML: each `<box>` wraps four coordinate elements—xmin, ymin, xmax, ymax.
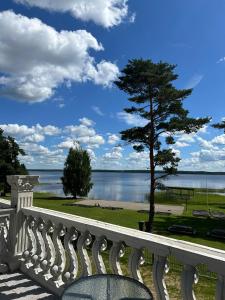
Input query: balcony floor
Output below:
<box><xmin>0</xmin><ymin>272</ymin><xmax>58</xmax><ymax>300</ymax></box>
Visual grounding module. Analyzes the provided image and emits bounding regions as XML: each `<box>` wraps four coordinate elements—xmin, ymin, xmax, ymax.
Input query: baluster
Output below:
<box><xmin>77</xmin><ymin>231</ymin><xmax>92</xmax><ymax>277</ymax></box>
<box><xmin>215</xmin><ymin>274</ymin><xmax>225</xmax><ymax>300</ymax></box>
<box><xmin>1</xmin><ymin>217</ymin><xmax>8</xmax><ymax>240</ymax></box>
<box><xmin>153</xmin><ymin>255</ymin><xmax>169</xmax><ymax>300</ymax></box>
<box><xmin>64</xmin><ymin>227</ymin><xmax>79</xmax><ymax>282</ymax></box>
<box><xmin>92</xmin><ymin>236</ymin><xmax>107</xmax><ymax>274</ymax></box>
<box><xmin>42</xmin><ymin>221</ymin><xmax>56</xmax><ymax>280</ymax></box>
<box><xmin>181</xmin><ymin>264</ymin><xmax>198</xmax><ymax>300</ymax></box>
<box><xmin>51</xmin><ymin>223</ymin><xmax>66</xmax><ymax>287</ymax></box>
<box><xmin>23</xmin><ymin>216</ymin><xmax>37</xmax><ymax>269</ymax></box>
<box><xmin>0</xmin><ymin>218</ymin><xmax>8</xmax><ymax>273</ymax></box>
<box><xmin>5</xmin><ymin>217</ymin><xmax>9</xmax><ymax>233</ymax></box>
<box><xmin>109</xmin><ymin>241</ymin><xmax>125</xmax><ymax>275</ymax></box>
<box><xmin>0</xmin><ymin>219</ymin><xmax>7</xmax><ymax>255</ymax></box>
<box><xmin>32</xmin><ymin>218</ymin><xmax>46</xmax><ymax>274</ymax></box>
<box><xmin>128</xmin><ymin>248</ymin><xmax>144</xmax><ymax>282</ymax></box>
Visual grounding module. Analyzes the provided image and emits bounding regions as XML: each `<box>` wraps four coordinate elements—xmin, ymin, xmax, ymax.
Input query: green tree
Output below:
<box><xmin>115</xmin><ymin>59</ymin><xmax>210</xmax><ymax>232</ymax></box>
<box><xmin>212</xmin><ymin>120</ymin><xmax>225</xmax><ymax>131</ymax></box>
<box><xmin>61</xmin><ymin>146</ymin><xmax>93</xmax><ymax>199</ymax></box>
<box><xmin>0</xmin><ymin>128</ymin><xmax>28</xmax><ymax>195</ymax></box>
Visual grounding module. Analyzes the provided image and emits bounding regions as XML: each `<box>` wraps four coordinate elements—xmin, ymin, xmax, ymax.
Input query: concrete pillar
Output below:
<box><xmin>7</xmin><ymin>175</ymin><xmax>39</xmax><ymax>271</ymax></box>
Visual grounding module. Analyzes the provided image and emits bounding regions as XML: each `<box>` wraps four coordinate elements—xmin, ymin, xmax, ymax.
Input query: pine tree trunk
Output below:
<box><xmin>147</xmin><ymin>97</ymin><xmax>155</xmax><ymax>233</ymax></box>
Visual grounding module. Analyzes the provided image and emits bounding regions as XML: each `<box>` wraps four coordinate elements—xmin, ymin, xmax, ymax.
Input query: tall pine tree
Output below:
<box><xmin>115</xmin><ymin>59</ymin><xmax>210</xmax><ymax>232</ymax></box>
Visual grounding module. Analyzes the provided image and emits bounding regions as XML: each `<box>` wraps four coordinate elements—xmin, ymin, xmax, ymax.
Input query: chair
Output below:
<box><xmin>61</xmin><ymin>274</ymin><xmax>153</xmax><ymax>300</ymax></box>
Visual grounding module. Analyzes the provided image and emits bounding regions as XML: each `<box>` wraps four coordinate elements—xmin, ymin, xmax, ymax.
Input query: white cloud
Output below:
<box><xmin>198</xmin><ymin>125</ymin><xmax>208</xmax><ymax>134</ymax></box>
<box><xmin>129</xmin><ymin>13</ymin><xmax>136</xmax><ymax>23</ymax></box>
<box><xmin>15</xmin><ymin>0</ymin><xmax>130</xmax><ymax>28</ymax></box>
<box><xmin>196</xmin><ymin>137</ymin><xmax>215</xmax><ymax>150</ymax></box>
<box><xmin>63</xmin><ymin>118</ymin><xmax>105</xmax><ymax>148</ymax></box>
<box><xmin>175</xmin><ymin>141</ymin><xmax>189</xmax><ymax>148</ymax></box>
<box><xmin>0</xmin><ymin>11</ymin><xmax>119</xmax><ymax>102</ymax></box>
<box><xmin>124</xmin><ymin>151</ymin><xmax>149</xmax><ymax>169</ymax></box>
<box><xmin>65</xmin><ymin>125</ymin><xmax>96</xmax><ymax>138</ymax></box>
<box><xmin>20</xmin><ymin>142</ymin><xmax>65</xmax><ymax>167</ymax></box>
<box><xmin>176</xmin><ymin>133</ymin><xmax>196</xmax><ymax>143</ymax></box>
<box><xmin>78</xmin><ymin>135</ymin><xmax>105</xmax><ymax>147</ymax></box>
<box><xmin>79</xmin><ymin>117</ymin><xmax>95</xmax><ymax>127</ymax></box>
<box><xmin>117</xmin><ymin>112</ymin><xmax>148</xmax><ymax>127</ymax></box>
<box><xmin>128</xmin><ymin>151</ymin><xmax>148</xmax><ymax>162</ymax></box>
<box><xmin>0</xmin><ymin>123</ymin><xmax>61</xmax><ymax>142</ymax></box>
<box><xmin>211</xmin><ymin>134</ymin><xmax>225</xmax><ymax>145</ymax></box>
<box><xmin>185</xmin><ymin>74</ymin><xmax>204</xmax><ymax>89</ymax></box>
<box><xmin>0</xmin><ymin>124</ymin><xmax>34</xmax><ymax>137</ymax></box>
<box><xmin>103</xmin><ymin>146</ymin><xmax>123</xmax><ymax>160</ymax></box>
<box><xmin>86</xmin><ymin>148</ymin><xmax>96</xmax><ymax>161</ymax></box>
<box><xmin>58</xmin><ymin>138</ymin><xmax>80</xmax><ymax>149</ymax></box>
<box><xmin>108</xmin><ymin>134</ymin><xmax>120</xmax><ymax>145</ymax></box>
<box><xmin>92</xmin><ymin>106</ymin><xmax>104</xmax><ymax>116</ymax></box>
<box><xmin>23</xmin><ymin>133</ymin><xmax>45</xmax><ymax>143</ymax></box>
<box><xmin>217</xmin><ymin>57</ymin><xmax>225</xmax><ymax>63</ymax></box>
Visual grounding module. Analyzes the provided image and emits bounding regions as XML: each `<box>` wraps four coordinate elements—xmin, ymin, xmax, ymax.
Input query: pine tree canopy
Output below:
<box><xmin>212</xmin><ymin>120</ymin><xmax>225</xmax><ymax>132</ymax></box>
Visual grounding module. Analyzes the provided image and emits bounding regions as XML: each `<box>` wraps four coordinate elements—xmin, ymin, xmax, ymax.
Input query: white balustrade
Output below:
<box><xmin>18</xmin><ymin>206</ymin><xmax>225</xmax><ymax>298</ymax></box>
<box><xmin>3</xmin><ymin>176</ymin><xmax>225</xmax><ymax>299</ymax></box>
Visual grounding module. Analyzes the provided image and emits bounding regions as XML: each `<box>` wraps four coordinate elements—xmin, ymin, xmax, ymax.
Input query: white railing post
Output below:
<box><xmin>6</xmin><ymin>175</ymin><xmax>39</xmax><ymax>271</ymax></box>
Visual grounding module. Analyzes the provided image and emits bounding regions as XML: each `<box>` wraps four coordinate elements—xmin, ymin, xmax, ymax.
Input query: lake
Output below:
<box><xmin>30</xmin><ymin>170</ymin><xmax>225</xmax><ymax>203</ymax></box>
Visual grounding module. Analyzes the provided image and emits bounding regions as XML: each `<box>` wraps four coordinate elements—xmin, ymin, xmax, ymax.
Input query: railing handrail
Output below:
<box><xmin>22</xmin><ymin>206</ymin><xmax>225</xmax><ymax>275</ymax></box>
<box><xmin>0</xmin><ymin>208</ymin><xmax>15</xmax><ymax>217</ymax></box>
<box><xmin>0</xmin><ymin>198</ymin><xmax>11</xmax><ymax>208</ymax></box>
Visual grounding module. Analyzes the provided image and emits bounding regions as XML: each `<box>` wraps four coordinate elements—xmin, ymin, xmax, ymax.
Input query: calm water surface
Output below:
<box><xmin>30</xmin><ymin>170</ymin><xmax>225</xmax><ymax>203</ymax></box>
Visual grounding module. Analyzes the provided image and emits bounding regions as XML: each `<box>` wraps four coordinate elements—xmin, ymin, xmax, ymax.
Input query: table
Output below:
<box><xmin>61</xmin><ymin>274</ymin><xmax>153</xmax><ymax>300</ymax></box>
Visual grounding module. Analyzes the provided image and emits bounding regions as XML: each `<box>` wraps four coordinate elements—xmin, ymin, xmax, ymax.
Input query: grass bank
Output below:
<box><xmin>33</xmin><ymin>191</ymin><xmax>225</xmax><ymax>251</ymax></box>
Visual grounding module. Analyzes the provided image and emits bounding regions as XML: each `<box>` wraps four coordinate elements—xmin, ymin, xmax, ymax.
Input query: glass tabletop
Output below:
<box><xmin>61</xmin><ymin>274</ymin><xmax>153</xmax><ymax>300</ymax></box>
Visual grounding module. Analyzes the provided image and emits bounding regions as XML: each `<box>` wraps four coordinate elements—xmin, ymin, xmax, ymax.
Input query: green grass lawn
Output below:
<box><xmin>32</xmin><ymin>191</ymin><xmax>223</xmax><ymax>299</ymax></box>
<box><xmin>33</xmin><ymin>191</ymin><xmax>225</xmax><ymax>251</ymax></box>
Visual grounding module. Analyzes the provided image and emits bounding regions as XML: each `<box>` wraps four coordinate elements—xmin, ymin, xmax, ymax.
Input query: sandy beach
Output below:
<box><xmin>75</xmin><ymin>199</ymin><xmax>184</xmax><ymax>215</ymax></box>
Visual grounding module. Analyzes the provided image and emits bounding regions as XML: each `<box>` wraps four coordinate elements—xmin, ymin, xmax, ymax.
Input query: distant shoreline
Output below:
<box><xmin>29</xmin><ymin>169</ymin><xmax>225</xmax><ymax>175</ymax></box>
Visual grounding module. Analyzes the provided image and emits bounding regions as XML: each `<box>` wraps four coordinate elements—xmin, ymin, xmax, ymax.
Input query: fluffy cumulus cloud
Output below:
<box><xmin>19</xmin><ymin>142</ymin><xmax>65</xmax><ymax>167</ymax></box>
<box><xmin>15</xmin><ymin>0</ymin><xmax>130</xmax><ymax>28</ymax></box>
<box><xmin>0</xmin><ymin>11</ymin><xmax>119</xmax><ymax>102</ymax></box>
<box><xmin>58</xmin><ymin>138</ymin><xmax>80</xmax><ymax>149</ymax></box>
<box><xmin>107</xmin><ymin>134</ymin><xmax>120</xmax><ymax>145</ymax></box>
<box><xmin>0</xmin><ymin>123</ymin><xmax>61</xmax><ymax>142</ymax></box>
<box><xmin>103</xmin><ymin>146</ymin><xmax>123</xmax><ymax>160</ymax></box>
<box><xmin>124</xmin><ymin>151</ymin><xmax>149</xmax><ymax>169</ymax></box>
<box><xmin>79</xmin><ymin>117</ymin><xmax>95</xmax><ymax>127</ymax></box>
<box><xmin>62</xmin><ymin>118</ymin><xmax>105</xmax><ymax>148</ymax></box>
<box><xmin>117</xmin><ymin>112</ymin><xmax>148</xmax><ymax>127</ymax></box>
<box><xmin>211</xmin><ymin>134</ymin><xmax>225</xmax><ymax>145</ymax></box>
<box><xmin>1</xmin><ymin>118</ymin><xmax>104</xmax><ymax>167</ymax></box>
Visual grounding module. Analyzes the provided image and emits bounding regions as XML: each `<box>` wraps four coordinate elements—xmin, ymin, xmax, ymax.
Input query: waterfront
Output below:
<box><xmin>30</xmin><ymin>170</ymin><xmax>225</xmax><ymax>202</ymax></box>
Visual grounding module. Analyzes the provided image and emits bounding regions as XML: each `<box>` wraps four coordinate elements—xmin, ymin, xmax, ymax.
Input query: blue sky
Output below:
<box><xmin>1</xmin><ymin>0</ymin><xmax>225</xmax><ymax>170</ymax></box>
